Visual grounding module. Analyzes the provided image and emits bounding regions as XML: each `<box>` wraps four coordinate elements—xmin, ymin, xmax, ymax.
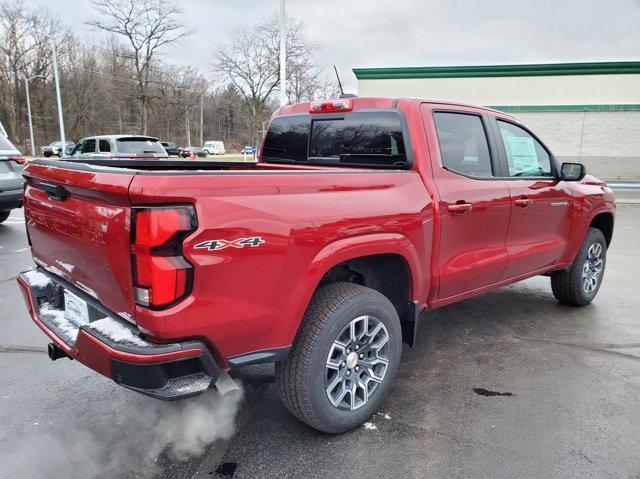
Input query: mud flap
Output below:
<box><xmin>401</xmin><ymin>300</ymin><xmax>419</xmax><ymax>347</ymax></box>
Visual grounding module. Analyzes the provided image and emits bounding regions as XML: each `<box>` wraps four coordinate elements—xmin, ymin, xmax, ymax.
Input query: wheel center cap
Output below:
<box><xmin>346</xmin><ymin>352</ymin><xmax>358</xmax><ymax>369</ymax></box>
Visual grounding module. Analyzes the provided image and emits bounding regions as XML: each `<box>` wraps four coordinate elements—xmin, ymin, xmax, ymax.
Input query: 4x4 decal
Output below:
<box><xmin>194</xmin><ymin>236</ymin><xmax>265</xmax><ymax>252</ymax></box>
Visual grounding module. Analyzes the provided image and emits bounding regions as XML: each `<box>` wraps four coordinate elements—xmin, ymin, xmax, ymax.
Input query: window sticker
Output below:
<box><xmin>505</xmin><ymin>137</ymin><xmax>538</xmax><ymax>174</ymax></box>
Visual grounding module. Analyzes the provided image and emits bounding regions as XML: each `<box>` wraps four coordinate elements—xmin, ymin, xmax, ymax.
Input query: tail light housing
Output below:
<box><xmin>11</xmin><ymin>156</ymin><xmax>26</xmax><ymax>165</ymax></box>
<box><xmin>131</xmin><ymin>206</ymin><xmax>197</xmax><ymax>308</ymax></box>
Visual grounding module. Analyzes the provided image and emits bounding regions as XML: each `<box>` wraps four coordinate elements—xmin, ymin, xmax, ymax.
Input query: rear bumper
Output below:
<box><xmin>17</xmin><ymin>268</ymin><xmax>220</xmax><ymax>400</ymax></box>
<box><xmin>0</xmin><ymin>188</ymin><xmax>22</xmax><ymax>210</ymax></box>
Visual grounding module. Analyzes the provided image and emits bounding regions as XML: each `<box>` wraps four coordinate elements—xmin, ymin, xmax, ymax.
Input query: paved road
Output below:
<box><xmin>1</xmin><ymin>206</ymin><xmax>639</xmax><ymax>478</ymax></box>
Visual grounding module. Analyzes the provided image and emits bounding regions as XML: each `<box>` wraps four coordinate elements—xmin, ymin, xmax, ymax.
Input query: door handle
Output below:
<box><xmin>514</xmin><ymin>198</ymin><xmax>533</xmax><ymax>207</ymax></box>
<box><xmin>447</xmin><ymin>202</ymin><xmax>472</xmax><ymax>213</ymax></box>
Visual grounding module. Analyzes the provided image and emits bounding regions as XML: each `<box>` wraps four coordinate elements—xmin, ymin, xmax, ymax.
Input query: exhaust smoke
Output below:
<box><xmin>2</xmin><ymin>384</ymin><xmax>244</xmax><ymax>479</ymax></box>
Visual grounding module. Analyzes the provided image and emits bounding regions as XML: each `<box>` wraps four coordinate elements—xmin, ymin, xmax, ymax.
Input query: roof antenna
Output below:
<box><xmin>333</xmin><ymin>65</ymin><xmax>357</xmax><ymax>99</ymax></box>
<box><xmin>333</xmin><ymin>65</ymin><xmax>344</xmax><ymax>96</ymax></box>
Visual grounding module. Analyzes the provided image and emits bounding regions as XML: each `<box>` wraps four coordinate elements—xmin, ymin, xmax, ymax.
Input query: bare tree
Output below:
<box><xmin>0</xmin><ymin>0</ymin><xmax>66</xmax><ymax>142</ymax></box>
<box><xmin>214</xmin><ymin>15</ymin><xmax>336</xmax><ymax>144</ymax></box>
<box><xmin>88</xmin><ymin>0</ymin><xmax>188</xmax><ymax>134</ymax></box>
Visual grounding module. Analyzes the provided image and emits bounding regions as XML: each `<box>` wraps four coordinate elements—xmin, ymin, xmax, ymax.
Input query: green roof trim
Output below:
<box><xmin>490</xmin><ymin>104</ymin><xmax>640</xmax><ymax>112</ymax></box>
<box><xmin>353</xmin><ymin>61</ymin><xmax>640</xmax><ymax>79</ymax></box>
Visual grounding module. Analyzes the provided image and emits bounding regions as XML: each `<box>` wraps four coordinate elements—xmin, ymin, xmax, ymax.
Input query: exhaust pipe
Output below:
<box><xmin>214</xmin><ymin>371</ymin><xmax>241</xmax><ymax>398</ymax></box>
<box><xmin>47</xmin><ymin>342</ymin><xmax>69</xmax><ymax>361</ymax></box>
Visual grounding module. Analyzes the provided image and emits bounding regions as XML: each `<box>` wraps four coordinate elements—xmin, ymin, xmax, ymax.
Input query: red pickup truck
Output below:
<box><xmin>18</xmin><ymin>97</ymin><xmax>614</xmax><ymax>433</ymax></box>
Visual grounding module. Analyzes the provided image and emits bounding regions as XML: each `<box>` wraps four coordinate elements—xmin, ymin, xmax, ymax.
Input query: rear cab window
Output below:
<box><xmin>262</xmin><ymin>111</ymin><xmax>410</xmax><ymax>168</ymax></box>
<box><xmin>116</xmin><ymin>137</ymin><xmax>165</xmax><ymax>154</ymax></box>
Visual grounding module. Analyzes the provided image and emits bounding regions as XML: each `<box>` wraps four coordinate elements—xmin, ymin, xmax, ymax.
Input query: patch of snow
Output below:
<box><xmin>88</xmin><ymin>317</ymin><xmax>148</xmax><ymax>347</ymax></box>
<box><xmin>14</xmin><ymin>247</ymin><xmax>28</xmax><ymax>253</ymax></box>
<box><xmin>56</xmin><ymin>260</ymin><xmax>75</xmax><ymax>272</ymax></box>
<box><xmin>381</xmin><ymin>413</ymin><xmax>391</xmax><ymax>420</ymax></box>
<box><xmin>39</xmin><ymin>303</ymin><xmax>80</xmax><ymax>344</ymax></box>
<box><xmin>363</xmin><ymin>421</ymin><xmax>377</xmax><ymax>431</ymax></box>
<box><xmin>22</xmin><ymin>270</ymin><xmax>52</xmax><ymax>288</ymax></box>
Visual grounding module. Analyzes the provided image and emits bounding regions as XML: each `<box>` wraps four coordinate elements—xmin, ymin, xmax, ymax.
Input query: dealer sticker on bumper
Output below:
<box><xmin>64</xmin><ymin>290</ymin><xmax>89</xmax><ymax>325</ymax></box>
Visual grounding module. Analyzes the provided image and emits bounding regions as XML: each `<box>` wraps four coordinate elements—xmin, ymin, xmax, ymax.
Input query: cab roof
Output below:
<box><xmin>276</xmin><ymin>96</ymin><xmax>519</xmax><ymax>122</ymax></box>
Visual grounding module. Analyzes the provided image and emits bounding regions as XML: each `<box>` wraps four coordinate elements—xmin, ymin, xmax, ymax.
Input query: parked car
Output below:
<box><xmin>68</xmin><ymin>135</ymin><xmax>168</xmax><ymax>160</ymax></box>
<box><xmin>42</xmin><ymin>141</ymin><xmax>75</xmax><ymax>157</ymax></box>
<box><xmin>0</xmin><ymin>132</ymin><xmax>24</xmax><ymax>223</ymax></box>
<box><xmin>161</xmin><ymin>141</ymin><xmax>182</xmax><ymax>157</ymax></box>
<box><xmin>179</xmin><ymin>146</ymin><xmax>207</xmax><ymax>158</ymax></box>
<box><xmin>242</xmin><ymin>145</ymin><xmax>257</xmax><ymax>155</ymax></box>
<box><xmin>203</xmin><ymin>140</ymin><xmax>225</xmax><ymax>155</ymax></box>
<box><xmin>18</xmin><ymin>97</ymin><xmax>614</xmax><ymax>434</ymax></box>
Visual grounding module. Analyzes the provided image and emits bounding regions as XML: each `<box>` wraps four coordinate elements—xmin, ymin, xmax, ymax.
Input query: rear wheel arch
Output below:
<box><xmin>318</xmin><ymin>253</ymin><xmax>413</xmax><ymax>322</ymax></box>
<box><xmin>284</xmin><ymin>234</ymin><xmax>425</xmax><ymax>349</ymax></box>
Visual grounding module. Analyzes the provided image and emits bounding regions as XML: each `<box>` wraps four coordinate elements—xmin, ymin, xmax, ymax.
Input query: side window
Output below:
<box><xmin>433</xmin><ymin>112</ymin><xmax>493</xmax><ymax>178</ymax></box>
<box><xmin>497</xmin><ymin>121</ymin><xmax>552</xmax><ymax>177</ymax></box>
<box><xmin>71</xmin><ymin>141</ymin><xmax>84</xmax><ymax>156</ymax></box>
<box><xmin>99</xmin><ymin>139</ymin><xmax>111</xmax><ymax>152</ymax></box>
<box><xmin>81</xmin><ymin>139</ymin><xmax>96</xmax><ymax>154</ymax></box>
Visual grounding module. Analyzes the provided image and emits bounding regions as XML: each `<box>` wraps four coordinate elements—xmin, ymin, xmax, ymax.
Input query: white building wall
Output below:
<box><xmin>512</xmin><ymin>111</ymin><xmax>640</xmax><ymax>179</ymax></box>
<box><xmin>356</xmin><ymin>72</ymin><xmax>640</xmax><ymax>179</ymax></box>
<box><xmin>357</xmin><ymin>74</ymin><xmax>640</xmax><ymax>106</ymax></box>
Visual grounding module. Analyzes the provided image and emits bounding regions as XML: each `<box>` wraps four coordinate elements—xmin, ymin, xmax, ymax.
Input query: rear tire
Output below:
<box><xmin>0</xmin><ymin>211</ymin><xmax>10</xmax><ymax>224</ymax></box>
<box><xmin>276</xmin><ymin>282</ymin><xmax>402</xmax><ymax>433</ymax></box>
<box><xmin>551</xmin><ymin>227</ymin><xmax>607</xmax><ymax>306</ymax></box>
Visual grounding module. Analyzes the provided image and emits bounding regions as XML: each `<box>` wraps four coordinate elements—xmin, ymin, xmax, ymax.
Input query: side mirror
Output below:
<box><xmin>560</xmin><ymin>162</ymin><xmax>585</xmax><ymax>181</ymax></box>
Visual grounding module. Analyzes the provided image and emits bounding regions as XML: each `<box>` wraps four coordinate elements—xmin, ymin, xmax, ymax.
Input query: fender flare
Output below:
<box><xmin>284</xmin><ymin>232</ymin><xmax>425</xmax><ymax>344</ymax></box>
<box><xmin>562</xmin><ymin>205</ymin><xmax>615</xmax><ymax>266</ymax></box>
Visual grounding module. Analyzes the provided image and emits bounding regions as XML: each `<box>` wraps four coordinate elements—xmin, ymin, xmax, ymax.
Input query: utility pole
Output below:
<box><xmin>279</xmin><ymin>0</ymin><xmax>287</xmax><ymax>107</ymax></box>
<box><xmin>199</xmin><ymin>96</ymin><xmax>204</xmax><ymax>146</ymax></box>
<box><xmin>24</xmin><ymin>78</ymin><xmax>35</xmax><ymax>156</ymax></box>
<box><xmin>51</xmin><ymin>39</ymin><xmax>66</xmax><ymax>149</ymax></box>
<box><xmin>185</xmin><ymin>108</ymin><xmax>191</xmax><ymax>147</ymax></box>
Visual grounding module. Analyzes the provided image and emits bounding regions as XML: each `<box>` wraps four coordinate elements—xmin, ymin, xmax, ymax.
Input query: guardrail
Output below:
<box><xmin>607</xmin><ymin>181</ymin><xmax>640</xmax><ymax>190</ymax></box>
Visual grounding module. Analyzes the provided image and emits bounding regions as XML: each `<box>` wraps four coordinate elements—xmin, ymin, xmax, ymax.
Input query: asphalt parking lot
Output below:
<box><xmin>1</xmin><ymin>205</ymin><xmax>639</xmax><ymax>479</ymax></box>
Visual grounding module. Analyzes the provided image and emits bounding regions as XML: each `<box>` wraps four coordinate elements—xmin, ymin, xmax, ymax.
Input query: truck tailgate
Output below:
<box><xmin>22</xmin><ymin>163</ymin><xmax>137</xmax><ymax>319</ymax></box>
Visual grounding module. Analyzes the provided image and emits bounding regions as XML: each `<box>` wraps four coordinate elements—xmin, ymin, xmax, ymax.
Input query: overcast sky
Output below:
<box><xmin>26</xmin><ymin>0</ymin><xmax>640</xmax><ymax>92</ymax></box>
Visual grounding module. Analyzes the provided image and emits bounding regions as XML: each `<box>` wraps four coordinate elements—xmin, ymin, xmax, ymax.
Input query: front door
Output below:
<box><xmin>423</xmin><ymin>106</ymin><xmax>512</xmax><ymax>300</ymax></box>
<box><xmin>492</xmin><ymin>118</ymin><xmax>572</xmax><ymax>279</ymax></box>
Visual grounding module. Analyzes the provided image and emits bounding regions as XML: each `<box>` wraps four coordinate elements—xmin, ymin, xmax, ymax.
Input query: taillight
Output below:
<box><xmin>131</xmin><ymin>206</ymin><xmax>196</xmax><ymax>308</ymax></box>
<box><xmin>11</xmin><ymin>156</ymin><xmax>26</xmax><ymax>165</ymax></box>
<box><xmin>309</xmin><ymin>99</ymin><xmax>353</xmax><ymax>113</ymax></box>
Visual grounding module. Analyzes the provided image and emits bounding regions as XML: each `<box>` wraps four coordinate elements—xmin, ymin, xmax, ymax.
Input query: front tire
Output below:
<box><xmin>276</xmin><ymin>282</ymin><xmax>402</xmax><ymax>433</ymax></box>
<box><xmin>551</xmin><ymin>227</ymin><xmax>607</xmax><ymax>306</ymax></box>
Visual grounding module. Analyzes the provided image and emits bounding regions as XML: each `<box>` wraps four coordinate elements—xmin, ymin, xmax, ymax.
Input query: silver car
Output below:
<box><xmin>0</xmin><ymin>133</ymin><xmax>24</xmax><ymax>224</ymax></box>
<box><xmin>67</xmin><ymin>135</ymin><xmax>169</xmax><ymax>160</ymax></box>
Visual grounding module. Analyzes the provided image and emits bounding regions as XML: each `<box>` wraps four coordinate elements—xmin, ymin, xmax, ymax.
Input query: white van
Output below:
<box><xmin>203</xmin><ymin>141</ymin><xmax>226</xmax><ymax>156</ymax></box>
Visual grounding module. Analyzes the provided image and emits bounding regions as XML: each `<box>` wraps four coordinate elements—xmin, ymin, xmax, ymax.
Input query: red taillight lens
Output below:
<box><xmin>132</xmin><ymin>206</ymin><xmax>196</xmax><ymax>308</ymax></box>
<box><xmin>11</xmin><ymin>156</ymin><xmax>26</xmax><ymax>165</ymax></box>
<box><xmin>309</xmin><ymin>99</ymin><xmax>353</xmax><ymax>113</ymax></box>
<box><xmin>135</xmin><ymin>208</ymin><xmax>194</xmax><ymax>247</ymax></box>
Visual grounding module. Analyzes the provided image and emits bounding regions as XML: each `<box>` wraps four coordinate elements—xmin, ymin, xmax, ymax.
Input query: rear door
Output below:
<box><xmin>22</xmin><ymin>162</ymin><xmax>137</xmax><ymax>317</ymax></box>
<box><xmin>422</xmin><ymin>104</ymin><xmax>511</xmax><ymax>300</ymax></box>
<box><xmin>490</xmin><ymin>118</ymin><xmax>572</xmax><ymax>278</ymax></box>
